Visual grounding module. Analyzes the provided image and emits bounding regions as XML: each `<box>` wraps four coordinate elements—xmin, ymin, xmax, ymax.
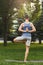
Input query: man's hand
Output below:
<box><xmin>26</xmin><ymin>28</ymin><xmax>29</xmax><ymax>32</ymax></box>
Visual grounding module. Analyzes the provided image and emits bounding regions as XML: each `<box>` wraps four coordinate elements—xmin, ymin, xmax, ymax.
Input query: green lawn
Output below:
<box><xmin>0</xmin><ymin>42</ymin><xmax>43</xmax><ymax>65</ymax></box>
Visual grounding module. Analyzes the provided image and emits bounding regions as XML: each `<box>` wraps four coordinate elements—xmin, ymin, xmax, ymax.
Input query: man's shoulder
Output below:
<box><xmin>29</xmin><ymin>22</ymin><xmax>33</xmax><ymax>26</ymax></box>
<box><xmin>20</xmin><ymin>22</ymin><xmax>24</xmax><ymax>26</ymax></box>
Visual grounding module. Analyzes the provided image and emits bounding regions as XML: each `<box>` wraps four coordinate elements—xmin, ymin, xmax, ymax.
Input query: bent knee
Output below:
<box><xmin>13</xmin><ymin>38</ymin><xmax>16</xmax><ymax>42</ymax></box>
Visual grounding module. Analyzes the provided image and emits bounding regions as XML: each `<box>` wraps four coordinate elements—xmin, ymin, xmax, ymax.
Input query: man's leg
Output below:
<box><xmin>24</xmin><ymin>38</ymin><xmax>31</xmax><ymax>62</ymax></box>
<box><xmin>24</xmin><ymin>45</ymin><xmax>30</xmax><ymax>62</ymax></box>
<box><xmin>13</xmin><ymin>36</ymin><xmax>26</xmax><ymax>43</ymax></box>
<box><xmin>13</xmin><ymin>37</ymin><xmax>22</xmax><ymax>42</ymax></box>
<box><xmin>13</xmin><ymin>38</ymin><xmax>17</xmax><ymax>42</ymax></box>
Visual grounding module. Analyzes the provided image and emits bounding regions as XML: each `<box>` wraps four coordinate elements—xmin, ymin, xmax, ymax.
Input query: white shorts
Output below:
<box><xmin>15</xmin><ymin>35</ymin><xmax>31</xmax><ymax>46</ymax></box>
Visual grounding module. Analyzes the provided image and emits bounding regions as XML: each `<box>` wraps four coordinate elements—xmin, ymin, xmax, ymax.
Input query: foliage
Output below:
<box><xmin>0</xmin><ymin>0</ymin><xmax>42</xmax><ymax>45</ymax></box>
<box><xmin>14</xmin><ymin>0</ymin><xmax>42</xmax><ymax>22</ymax></box>
<box><xmin>17</xmin><ymin>6</ymin><xmax>25</xmax><ymax>18</ymax></box>
<box><xmin>0</xmin><ymin>0</ymin><xmax>42</xmax><ymax>34</ymax></box>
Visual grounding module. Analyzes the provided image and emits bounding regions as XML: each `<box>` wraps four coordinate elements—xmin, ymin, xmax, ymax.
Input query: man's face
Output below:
<box><xmin>25</xmin><ymin>18</ymin><xmax>29</xmax><ymax>21</ymax></box>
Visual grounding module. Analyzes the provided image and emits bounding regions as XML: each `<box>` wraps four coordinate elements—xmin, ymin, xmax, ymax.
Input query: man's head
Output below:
<box><xmin>24</xmin><ymin>15</ymin><xmax>30</xmax><ymax>21</ymax></box>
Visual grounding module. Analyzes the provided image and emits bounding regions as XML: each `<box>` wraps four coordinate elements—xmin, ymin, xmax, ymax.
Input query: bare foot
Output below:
<box><xmin>24</xmin><ymin>60</ymin><xmax>27</xmax><ymax>62</ymax></box>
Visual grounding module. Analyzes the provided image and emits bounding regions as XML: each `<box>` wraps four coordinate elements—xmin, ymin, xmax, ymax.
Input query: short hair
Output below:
<box><xmin>24</xmin><ymin>15</ymin><xmax>29</xmax><ymax>19</ymax></box>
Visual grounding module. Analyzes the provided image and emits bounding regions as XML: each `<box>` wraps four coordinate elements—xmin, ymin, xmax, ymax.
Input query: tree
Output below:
<box><xmin>0</xmin><ymin>0</ymin><xmax>15</xmax><ymax>46</ymax></box>
<box><xmin>13</xmin><ymin>0</ymin><xmax>42</xmax><ymax>22</ymax></box>
<box><xmin>0</xmin><ymin>0</ymin><xmax>42</xmax><ymax>46</ymax></box>
<box><xmin>0</xmin><ymin>0</ymin><xmax>26</xmax><ymax>46</ymax></box>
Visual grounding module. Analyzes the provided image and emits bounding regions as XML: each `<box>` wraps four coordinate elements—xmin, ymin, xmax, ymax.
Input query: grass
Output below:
<box><xmin>0</xmin><ymin>42</ymin><xmax>43</xmax><ymax>65</ymax></box>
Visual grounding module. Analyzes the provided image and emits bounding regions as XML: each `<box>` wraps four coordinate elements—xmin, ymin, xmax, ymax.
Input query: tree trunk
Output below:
<box><xmin>38</xmin><ymin>35</ymin><xmax>41</xmax><ymax>44</ymax></box>
<box><xmin>39</xmin><ymin>38</ymin><xmax>41</xmax><ymax>44</ymax></box>
<box><xmin>3</xmin><ymin>16</ymin><xmax>8</xmax><ymax>46</ymax></box>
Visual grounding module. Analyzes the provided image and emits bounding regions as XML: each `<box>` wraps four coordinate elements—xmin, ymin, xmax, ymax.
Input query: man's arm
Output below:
<box><xmin>18</xmin><ymin>23</ymin><xmax>26</xmax><ymax>32</ymax></box>
<box><xmin>28</xmin><ymin>23</ymin><xmax>36</xmax><ymax>33</ymax></box>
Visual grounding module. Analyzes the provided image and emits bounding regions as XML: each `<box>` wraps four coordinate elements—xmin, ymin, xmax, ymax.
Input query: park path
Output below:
<box><xmin>5</xmin><ymin>59</ymin><xmax>43</xmax><ymax>63</ymax></box>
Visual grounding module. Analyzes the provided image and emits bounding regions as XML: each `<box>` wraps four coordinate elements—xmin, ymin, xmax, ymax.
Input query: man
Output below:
<box><xmin>13</xmin><ymin>15</ymin><xmax>36</xmax><ymax>62</ymax></box>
